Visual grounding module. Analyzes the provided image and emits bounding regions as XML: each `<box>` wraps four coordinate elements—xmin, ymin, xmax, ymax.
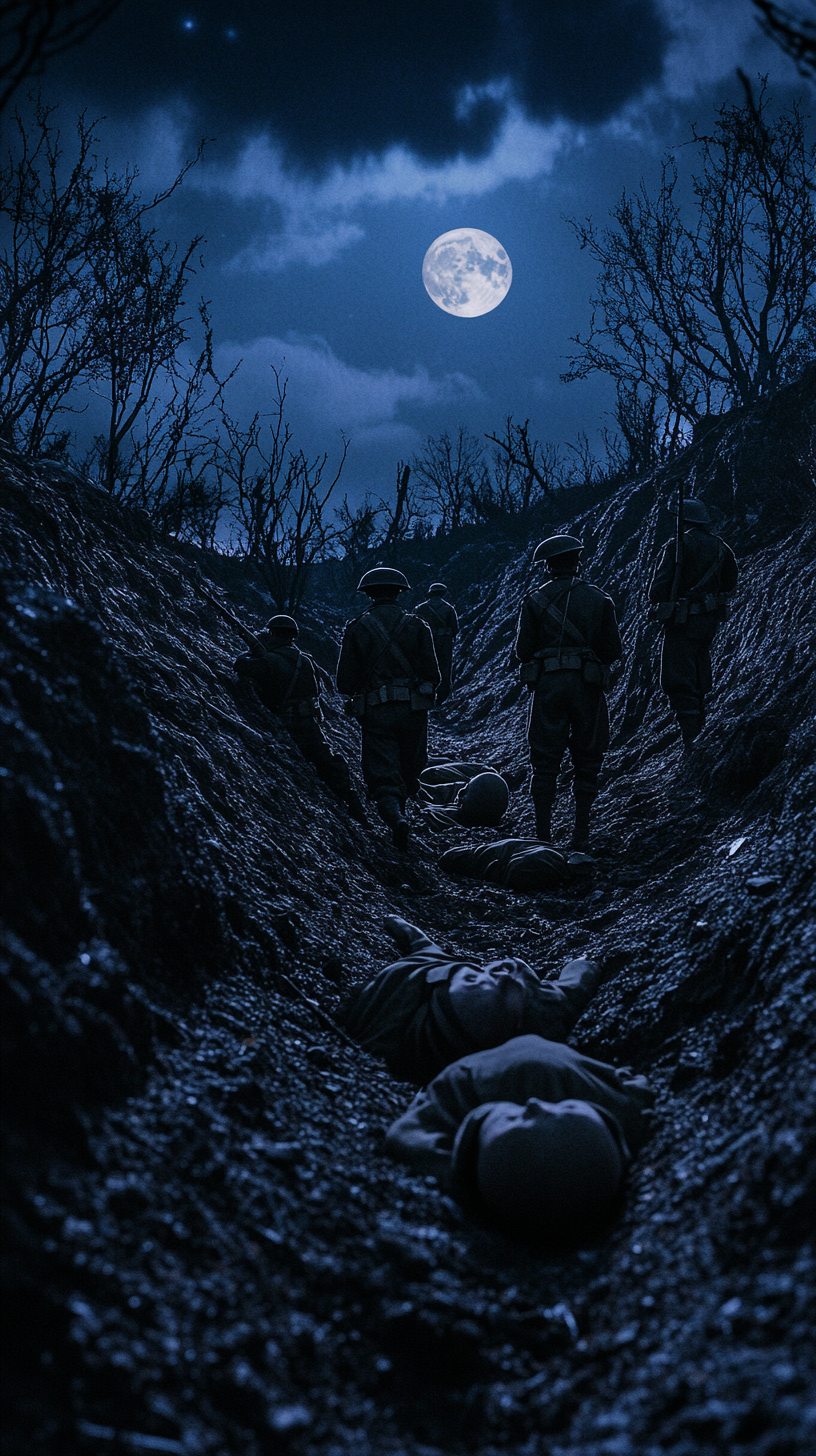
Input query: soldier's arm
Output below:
<box><xmin>449</xmin><ymin>605</ymin><xmax>460</xmax><ymax>635</ymax></box>
<box><xmin>720</xmin><ymin>542</ymin><xmax>738</xmax><ymax>592</ymax></box>
<box><xmin>649</xmin><ymin>541</ymin><xmax>675</xmax><ymax>602</ymax></box>
<box><xmin>598</xmin><ymin>598</ymin><xmax>623</xmax><ymax>664</ymax></box>
<box><xmin>414</xmin><ymin>619</ymin><xmax>441</xmax><ymax>689</ymax></box>
<box><xmin>550</xmin><ymin>957</ymin><xmax>604</xmax><ymax>1029</ymax></box>
<box><xmin>336</xmin><ymin>625</ymin><xmax>366</xmax><ymax>696</ymax></box>
<box><xmin>385</xmin><ymin>1091</ymin><xmax>456</xmax><ymax>1185</ymax></box>
<box><xmin>234</xmin><ymin>653</ymin><xmax>268</xmax><ymax>683</ymax></box>
<box><xmin>514</xmin><ymin>597</ymin><xmax>539</xmax><ymax>662</ymax></box>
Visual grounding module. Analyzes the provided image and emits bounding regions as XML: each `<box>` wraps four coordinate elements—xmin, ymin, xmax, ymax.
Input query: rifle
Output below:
<box><xmin>670</xmin><ymin>476</ymin><xmax>685</xmax><ymax>603</ymax></box>
<box><xmin>193</xmin><ymin>568</ymin><xmax>271</xmax><ymax>659</ymax></box>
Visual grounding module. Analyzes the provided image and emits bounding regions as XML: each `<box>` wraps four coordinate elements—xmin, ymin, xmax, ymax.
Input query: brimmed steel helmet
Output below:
<box><xmin>265</xmin><ymin>614</ymin><xmax>298</xmax><ymax>637</ymax></box>
<box><xmin>357</xmin><ymin>567</ymin><xmax>410</xmax><ymax>594</ymax></box>
<box><xmin>429</xmin><ymin>582</ymin><xmax>447</xmax><ymax>594</ymax></box>
<box><xmin>533</xmin><ymin>535</ymin><xmax>583</xmax><ymax>564</ymax></box>
<box><xmin>673</xmin><ymin>498</ymin><xmax>711</xmax><ymax>525</ymax></box>
<box><xmin>456</xmin><ymin>771</ymin><xmax>509</xmax><ymax>828</ymax></box>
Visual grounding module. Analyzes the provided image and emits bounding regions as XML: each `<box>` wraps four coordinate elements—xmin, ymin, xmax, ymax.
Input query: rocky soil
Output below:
<box><xmin>1</xmin><ymin>369</ymin><xmax>815</xmax><ymax>1456</ymax></box>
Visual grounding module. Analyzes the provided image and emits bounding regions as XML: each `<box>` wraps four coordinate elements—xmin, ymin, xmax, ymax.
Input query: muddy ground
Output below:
<box><xmin>1</xmin><ymin>372</ymin><xmax>815</xmax><ymax>1456</ymax></box>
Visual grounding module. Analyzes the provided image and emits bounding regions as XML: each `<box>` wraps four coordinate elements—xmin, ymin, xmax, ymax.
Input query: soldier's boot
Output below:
<box><xmin>571</xmin><ymin>794</ymin><xmax>593</xmax><ymax>851</ymax></box>
<box><xmin>392</xmin><ymin>818</ymin><xmax>410</xmax><ymax>852</ymax></box>
<box><xmin>344</xmin><ymin>789</ymin><xmax>367</xmax><ymax>824</ymax></box>
<box><xmin>677</xmin><ymin>712</ymin><xmax>702</xmax><ymax>747</ymax></box>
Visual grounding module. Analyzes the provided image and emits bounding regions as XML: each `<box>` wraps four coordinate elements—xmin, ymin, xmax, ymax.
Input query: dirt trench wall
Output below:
<box><xmin>1</xmin><ymin>363</ymin><xmax>815</xmax><ymax>1456</ymax></box>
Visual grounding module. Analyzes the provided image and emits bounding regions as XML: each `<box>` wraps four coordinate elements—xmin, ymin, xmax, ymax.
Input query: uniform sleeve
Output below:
<box><xmin>449</xmin><ymin>604</ymin><xmax>460</xmax><ymax>636</ymax></box>
<box><xmin>719</xmin><ymin>541</ymin><xmax>738</xmax><ymax>592</ymax></box>
<box><xmin>649</xmin><ymin>540</ymin><xmax>676</xmax><ymax>602</ymax></box>
<box><xmin>598</xmin><ymin>598</ymin><xmax>623</xmax><ymax>665</ymax></box>
<box><xmin>514</xmin><ymin>597</ymin><xmax>539</xmax><ymax>663</ymax></box>
<box><xmin>414</xmin><ymin>618</ymin><xmax>441</xmax><ymax>690</ymax></box>
<box><xmin>385</xmin><ymin>1090</ymin><xmax>457</xmax><ymax>1183</ymax></box>
<box><xmin>336</xmin><ymin>623</ymin><xmax>365</xmax><ymax>696</ymax></box>
<box><xmin>234</xmin><ymin>653</ymin><xmax>267</xmax><ymax>683</ymax></box>
<box><xmin>550</xmin><ymin>958</ymin><xmax>603</xmax><ymax>1029</ymax></box>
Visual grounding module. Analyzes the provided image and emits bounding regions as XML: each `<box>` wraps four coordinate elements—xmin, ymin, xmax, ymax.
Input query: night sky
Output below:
<box><xmin>40</xmin><ymin>1</ymin><xmax>810</xmax><ymax>502</ymax></box>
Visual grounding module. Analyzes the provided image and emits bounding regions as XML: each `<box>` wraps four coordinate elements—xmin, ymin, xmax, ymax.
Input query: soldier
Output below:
<box><xmin>649</xmin><ymin>498</ymin><xmax>738</xmax><ymax>746</ymax></box>
<box><xmin>340</xmin><ymin>915</ymin><xmax>602</xmax><ymax>1085</ymax></box>
<box><xmin>235</xmin><ymin>615</ymin><xmax>365</xmax><ymax>822</ymax></box>
<box><xmin>385</xmin><ymin>1034</ymin><xmax>654</xmax><ymax>1240</ymax></box>
<box><xmin>414</xmin><ymin>582</ymin><xmax>459</xmax><ymax>702</ymax></box>
<box><xmin>515</xmin><ymin>536</ymin><xmax>622</xmax><ymax>852</ymax></box>
<box><xmin>336</xmin><ymin>568</ymin><xmax>440</xmax><ymax>850</ymax></box>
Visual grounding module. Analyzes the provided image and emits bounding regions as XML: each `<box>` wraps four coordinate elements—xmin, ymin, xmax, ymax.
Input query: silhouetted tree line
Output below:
<box><xmin>1</xmin><ymin>88</ymin><xmax>813</xmax><ymax>609</ymax></box>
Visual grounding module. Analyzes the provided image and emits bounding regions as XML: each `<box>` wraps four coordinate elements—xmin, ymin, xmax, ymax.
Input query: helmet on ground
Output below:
<box><xmin>265</xmin><ymin>614</ymin><xmax>298</xmax><ymax>638</ymax></box>
<box><xmin>429</xmin><ymin>582</ymin><xmax>447</xmax><ymax>595</ymax></box>
<box><xmin>674</xmin><ymin>498</ymin><xmax>711</xmax><ymax>525</ymax></box>
<box><xmin>456</xmin><ymin>771</ymin><xmax>509</xmax><ymax>828</ymax></box>
<box><xmin>533</xmin><ymin>535</ymin><xmax>583</xmax><ymax>564</ymax></box>
<box><xmin>357</xmin><ymin>566</ymin><xmax>410</xmax><ymax>594</ymax></box>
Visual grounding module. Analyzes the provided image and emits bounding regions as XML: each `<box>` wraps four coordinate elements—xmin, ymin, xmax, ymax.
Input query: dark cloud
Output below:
<box><xmin>52</xmin><ymin>0</ymin><xmax>669</xmax><ymax>164</ymax></box>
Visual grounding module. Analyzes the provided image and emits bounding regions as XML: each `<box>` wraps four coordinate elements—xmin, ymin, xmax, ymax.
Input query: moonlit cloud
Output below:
<box><xmin>194</xmin><ymin>110</ymin><xmax>579</xmax><ymax>272</ymax></box>
<box><xmin>213</xmin><ymin>334</ymin><xmax>483</xmax><ymax>437</ymax></box>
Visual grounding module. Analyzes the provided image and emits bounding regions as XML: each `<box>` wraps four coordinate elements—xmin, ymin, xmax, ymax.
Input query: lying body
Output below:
<box><xmin>339</xmin><ymin>917</ymin><xmax>602</xmax><ymax>1086</ymax></box>
<box><xmin>386</xmin><ymin>1035</ymin><xmax>654</xmax><ymax>1239</ymax></box>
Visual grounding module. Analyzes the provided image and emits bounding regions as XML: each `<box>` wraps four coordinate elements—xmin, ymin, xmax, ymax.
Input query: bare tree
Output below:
<box><xmin>0</xmin><ymin>1</ymin><xmax>124</xmax><ymax>114</ymax></box>
<box><xmin>335</xmin><ymin>495</ymin><xmax>381</xmax><ymax>575</ymax></box>
<box><xmin>483</xmin><ymin>416</ymin><xmax>559</xmax><ymax>512</ymax></box>
<box><xmin>377</xmin><ymin>461</ymin><xmax>428</xmax><ymax>550</ymax></box>
<box><xmin>563</xmin><ymin>84</ymin><xmax>816</xmax><ymax>429</ymax></box>
<box><xmin>413</xmin><ymin>426</ymin><xmax>485</xmax><ymax>533</ymax></box>
<box><xmin>752</xmin><ymin>0</ymin><xmax>816</xmax><ymax>78</ymax></box>
<box><xmin>224</xmin><ymin>367</ymin><xmax>348</xmax><ymax>612</ymax></box>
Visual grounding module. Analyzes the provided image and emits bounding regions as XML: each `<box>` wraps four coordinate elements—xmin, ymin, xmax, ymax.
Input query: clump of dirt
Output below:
<box><xmin>1</xmin><ymin>367</ymin><xmax>815</xmax><ymax>1456</ymax></box>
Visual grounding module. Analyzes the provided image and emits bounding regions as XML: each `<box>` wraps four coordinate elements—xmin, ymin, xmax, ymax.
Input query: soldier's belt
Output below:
<box><xmin>346</xmin><ymin>681</ymin><xmax>434</xmax><ymax>718</ymax></box>
<box><xmin>520</xmin><ymin>652</ymin><xmax>610</xmax><ymax>689</ymax></box>
<box><xmin>652</xmin><ymin>592</ymin><xmax>731</xmax><ymax>626</ymax></box>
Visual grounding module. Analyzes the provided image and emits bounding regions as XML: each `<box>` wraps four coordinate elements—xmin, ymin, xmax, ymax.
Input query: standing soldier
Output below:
<box><xmin>649</xmin><ymin>498</ymin><xmax>738</xmax><ymax>746</ymax></box>
<box><xmin>515</xmin><ymin>537</ymin><xmax>622</xmax><ymax>852</ymax></box>
<box><xmin>235</xmin><ymin>615</ymin><xmax>366</xmax><ymax>822</ymax></box>
<box><xmin>337</xmin><ymin>568</ymin><xmax>440</xmax><ymax>851</ymax></box>
<box><xmin>415</xmin><ymin>582</ymin><xmax>459</xmax><ymax>703</ymax></box>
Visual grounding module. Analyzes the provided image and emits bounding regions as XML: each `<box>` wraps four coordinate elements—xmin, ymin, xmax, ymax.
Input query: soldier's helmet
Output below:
<box><xmin>357</xmin><ymin>566</ymin><xmax>410</xmax><ymax>594</ymax></box>
<box><xmin>673</xmin><ymin>498</ymin><xmax>711</xmax><ymax>525</ymax></box>
<box><xmin>456</xmin><ymin>771</ymin><xmax>509</xmax><ymax>828</ymax></box>
<box><xmin>533</xmin><ymin>535</ymin><xmax>584</xmax><ymax>564</ymax></box>
<box><xmin>265</xmin><ymin>614</ymin><xmax>299</xmax><ymax>638</ymax></box>
<box><xmin>429</xmin><ymin>582</ymin><xmax>447</xmax><ymax>595</ymax></box>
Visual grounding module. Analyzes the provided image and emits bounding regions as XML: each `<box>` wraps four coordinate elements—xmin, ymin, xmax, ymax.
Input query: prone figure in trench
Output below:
<box><xmin>386</xmin><ymin>1035</ymin><xmax>654</xmax><ymax>1241</ymax></box>
<box><xmin>235</xmin><ymin>615</ymin><xmax>366</xmax><ymax>822</ymax></box>
<box><xmin>515</xmin><ymin>535</ymin><xmax>622</xmax><ymax>853</ymax></box>
<box><xmin>339</xmin><ymin>916</ymin><xmax>602</xmax><ymax>1087</ymax></box>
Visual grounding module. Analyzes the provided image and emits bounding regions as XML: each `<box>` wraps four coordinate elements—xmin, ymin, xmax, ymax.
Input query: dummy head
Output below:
<box><xmin>474</xmin><ymin>1097</ymin><xmax>624</xmax><ymax>1238</ymax></box>
<box><xmin>448</xmin><ymin>963</ymin><xmax>525</xmax><ymax>1047</ymax></box>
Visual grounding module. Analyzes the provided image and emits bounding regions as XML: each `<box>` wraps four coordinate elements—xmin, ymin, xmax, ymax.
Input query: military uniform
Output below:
<box><xmin>649</xmin><ymin>511</ymin><xmax>738</xmax><ymax>743</ymax></box>
<box><xmin>336</xmin><ymin>585</ymin><xmax>440</xmax><ymax>838</ymax></box>
<box><xmin>515</xmin><ymin>538</ymin><xmax>622</xmax><ymax>846</ymax></box>
<box><xmin>415</xmin><ymin>585</ymin><xmax>459</xmax><ymax>702</ymax></box>
<box><xmin>235</xmin><ymin>630</ymin><xmax>362</xmax><ymax>816</ymax></box>
<box><xmin>340</xmin><ymin>917</ymin><xmax>601</xmax><ymax>1086</ymax></box>
<box><xmin>385</xmin><ymin>1034</ymin><xmax>654</xmax><ymax>1192</ymax></box>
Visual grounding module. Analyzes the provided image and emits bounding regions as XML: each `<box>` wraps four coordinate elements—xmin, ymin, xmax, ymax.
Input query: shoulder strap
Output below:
<box><xmin>685</xmin><ymin>540</ymin><xmax>725</xmax><ymax>599</ymax></box>
<box><xmin>267</xmin><ymin>645</ymin><xmax>305</xmax><ymax>707</ymax></box>
<box><xmin>423</xmin><ymin>600</ymin><xmax>448</xmax><ymax>630</ymax></box>
<box><xmin>532</xmin><ymin>582</ymin><xmax>587</xmax><ymax>649</ymax></box>
<box><xmin>360</xmin><ymin>610</ymin><xmax>416</xmax><ymax>684</ymax></box>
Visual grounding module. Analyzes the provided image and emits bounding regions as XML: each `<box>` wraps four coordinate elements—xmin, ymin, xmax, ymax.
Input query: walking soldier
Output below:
<box><xmin>337</xmin><ymin>568</ymin><xmax>440</xmax><ymax>850</ymax></box>
<box><xmin>235</xmin><ymin>615</ymin><xmax>366</xmax><ymax>821</ymax></box>
<box><xmin>515</xmin><ymin>536</ymin><xmax>622</xmax><ymax>851</ymax></box>
<box><xmin>649</xmin><ymin>497</ymin><xmax>738</xmax><ymax>746</ymax></box>
<box><xmin>415</xmin><ymin>583</ymin><xmax>459</xmax><ymax>703</ymax></box>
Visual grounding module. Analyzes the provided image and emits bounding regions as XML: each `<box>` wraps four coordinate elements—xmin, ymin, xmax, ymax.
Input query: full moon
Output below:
<box><xmin>422</xmin><ymin>228</ymin><xmax>512</xmax><ymax>318</ymax></box>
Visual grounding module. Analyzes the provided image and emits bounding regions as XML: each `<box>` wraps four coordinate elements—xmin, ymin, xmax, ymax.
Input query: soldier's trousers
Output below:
<box><xmin>359</xmin><ymin>702</ymin><xmax>428</xmax><ymax>826</ymax></box>
<box><xmin>528</xmin><ymin>671</ymin><xmax>609</xmax><ymax>810</ymax></box>
<box><xmin>660</xmin><ymin>625</ymin><xmax>717</xmax><ymax>736</ymax></box>
<box><xmin>289</xmin><ymin>719</ymin><xmax>355</xmax><ymax>802</ymax></box>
